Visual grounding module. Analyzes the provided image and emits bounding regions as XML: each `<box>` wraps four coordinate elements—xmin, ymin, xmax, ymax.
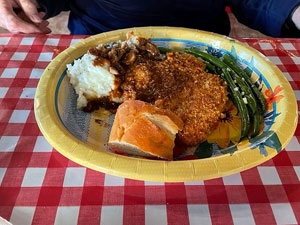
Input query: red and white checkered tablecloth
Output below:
<box><xmin>0</xmin><ymin>34</ymin><xmax>300</xmax><ymax>225</ymax></box>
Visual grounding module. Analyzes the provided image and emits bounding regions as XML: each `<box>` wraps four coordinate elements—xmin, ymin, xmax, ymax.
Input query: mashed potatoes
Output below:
<box><xmin>66</xmin><ymin>53</ymin><xmax>117</xmax><ymax>109</ymax></box>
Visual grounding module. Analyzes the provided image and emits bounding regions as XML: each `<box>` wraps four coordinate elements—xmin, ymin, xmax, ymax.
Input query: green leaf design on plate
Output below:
<box><xmin>219</xmin><ymin>142</ymin><xmax>238</xmax><ymax>155</ymax></box>
<box><xmin>230</xmin><ymin>46</ymin><xmax>238</xmax><ymax>60</ymax></box>
<box><xmin>194</xmin><ymin>141</ymin><xmax>238</xmax><ymax>159</ymax></box>
<box><xmin>194</xmin><ymin>141</ymin><xmax>213</xmax><ymax>159</ymax></box>
<box><xmin>250</xmin><ymin>131</ymin><xmax>282</xmax><ymax>156</ymax></box>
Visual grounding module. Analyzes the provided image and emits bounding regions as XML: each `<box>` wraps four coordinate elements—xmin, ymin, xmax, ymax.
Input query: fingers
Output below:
<box><xmin>17</xmin><ymin>11</ymin><xmax>51</xmax><ymax>33</ymax></box>
<box><xmin>37</xmin><ymin>20</ymin><xmax>51</xmax><ymax>33</ymax></box>
<box><xmin>18</xmin><ymin>0</ymin><xmax>42</xmax><ymax>23</ymax></box>
<box><xmin>8</xmin><ymin>15</ymin><xmax>43</xmax><ymax>33</ymax></box>
<box><xmin>0</xmin><ymin>0</ymin><xmax>51</xmax><ymax>33</ymax></box>
<box><xmin>38</xmin><ymin>11</ymin><xmax>46</xmax><ymax>19</ymax></box>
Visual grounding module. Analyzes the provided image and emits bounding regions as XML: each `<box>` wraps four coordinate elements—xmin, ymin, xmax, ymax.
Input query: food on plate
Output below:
<box><xmin>67</xmin><ymin>32</ymin><xmax>161</xmax><ymax>111</ymax></box>
<box><xmin>66</xmin><ymin>32</ymin><xmax>266</xmax><ymax>159</ymax></box>
<box><xmin>184</xmin><ymin>48</ymin><xmax>266</xmax><ymax>138</ymax></box>
<box><xmin>66</xmin><ymin>33</ymin><xmax>228</xmax><ymax>147</ymax></box>
<box><xmin>67</xmin><ymin>52</ymin><xmax>119</xmax><ymax>109</ymax></box>
<box><xmin>123</xmin><ymin>52</ymin><xmax>228</xmax><ymax>146</ymax></box>
<box><xmin>108</xmin><ymin>100</ymin><xmax>183</xmax><ymax>160</ymax></box>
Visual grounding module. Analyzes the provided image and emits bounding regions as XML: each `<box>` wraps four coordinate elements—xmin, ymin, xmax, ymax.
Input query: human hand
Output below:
<box><xmin>0</xmin><ymin>0</ymin><xmax>51</xmax><ymax>33</ymax></box>
<box><xmin>292</xmin><ymin>5</ymin><xmax>300</xmax><ymax>30</ymax></box>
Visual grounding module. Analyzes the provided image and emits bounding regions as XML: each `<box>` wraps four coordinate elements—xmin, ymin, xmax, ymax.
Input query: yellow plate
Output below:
<box><xmin>34</xmin><ymin>27</ymin><xmax>298</xmax><ymax>182</ymax></box>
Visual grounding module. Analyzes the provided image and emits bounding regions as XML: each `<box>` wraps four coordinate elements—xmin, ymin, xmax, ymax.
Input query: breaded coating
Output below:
<box><xmin>123</xmin><ymin>52</ymin><xmax>228</xmax><ymax>146</ymax></box>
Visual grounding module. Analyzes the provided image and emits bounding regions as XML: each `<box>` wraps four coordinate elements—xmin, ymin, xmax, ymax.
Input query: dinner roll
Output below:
<box><xmin>108</xmin><ymin>100</ymin><xmax>183</xmax><ymax>160</ymax></box>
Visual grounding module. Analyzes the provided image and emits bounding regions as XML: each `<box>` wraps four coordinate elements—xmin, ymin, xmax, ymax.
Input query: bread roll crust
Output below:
<box><xmin>108</xmin><ymin>100</ymin><xmax>183</xmax><ymax>160</ymax></box>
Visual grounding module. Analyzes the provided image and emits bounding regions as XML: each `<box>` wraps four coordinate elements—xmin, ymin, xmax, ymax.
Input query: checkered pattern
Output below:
<box><xmin>1</xmin><ymin>34</ymin><xmax>300</xmax><ymax>225</ymax></box>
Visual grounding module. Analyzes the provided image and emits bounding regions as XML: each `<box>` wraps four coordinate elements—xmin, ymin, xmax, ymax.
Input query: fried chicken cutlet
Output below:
<box><xmin>122</xmin><ymin>52</ymin><xmax>228</xmax><ymax>146</ymax></box>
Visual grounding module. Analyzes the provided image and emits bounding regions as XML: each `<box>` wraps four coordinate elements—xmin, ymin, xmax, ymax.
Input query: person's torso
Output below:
<box><xmin>68</xmin><ymin>0</ymin><xmax>229</xmax><ymax>35</ymax></box>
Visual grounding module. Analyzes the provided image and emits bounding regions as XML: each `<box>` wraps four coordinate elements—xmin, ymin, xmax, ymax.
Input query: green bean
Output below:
<box><xmin>229</xmin><ymin>69</ymin><xmax>257</xmax><ymax>115</ymax></box>
<box><xmin>228</xmin><ymin>68</ymin><xmax>260</xmax><ymax>137</ymax></box>
<box><xmin>157</xmin><ymin>47</ymin><xmax>173</xmax><ymax>54</ymax></box>
<box><xmin>184</xmin><ymin>47</ymin><xmax>250</xmax><ymax>138</ymax></box>
<box><xmin>223</xmin><ymin>54</ymin><xmax>266</xmax><ymax>113</ymax></box>
<box><xmin>251</xmin><ymin>111</ymin><xmax>260</xmax><ymax>137</ymax></box>
<box><xmin>202</xmin><ymin>61</ymin><xmax>217</xmax><ymax>74</ymax></box>
<box><xmin>223</xmin><ymin>54</ymin><xmax>264</xmax><ymax>137</ymax></box>
<box><xmin>184</xmin><ymin>48</ymin><xmax>224</xmax><ymax>69</ymax></box>
<box><xmin>223</xmin><ymin>69</ymin><xmax>250</xmax><ymax>138</ymax></box>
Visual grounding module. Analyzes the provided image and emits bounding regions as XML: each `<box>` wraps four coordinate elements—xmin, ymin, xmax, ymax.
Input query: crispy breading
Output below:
<box><xmin>123</xmin><ymin>52</ymin><xmax>228</xmax><ymax>146</ymax></box>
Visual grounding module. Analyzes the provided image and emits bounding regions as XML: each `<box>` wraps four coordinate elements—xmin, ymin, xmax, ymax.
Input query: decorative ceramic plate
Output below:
<box><xmin>34</xmin><ymin>27</ymin><xmax>297</xmax><ymax>182</ymax></box>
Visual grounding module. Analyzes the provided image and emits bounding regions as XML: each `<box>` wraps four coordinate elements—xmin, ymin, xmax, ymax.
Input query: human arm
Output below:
<box><xmin>229</xmin><ymin>0</ymin><xmax>300</xmax><ymax>37</ymax></box>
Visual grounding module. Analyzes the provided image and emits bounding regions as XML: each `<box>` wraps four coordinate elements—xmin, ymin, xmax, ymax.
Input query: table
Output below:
<box><xmin>0</xmin><ymin>34</ymin><xmax>300</xmax><ymax>225</ymax></box>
